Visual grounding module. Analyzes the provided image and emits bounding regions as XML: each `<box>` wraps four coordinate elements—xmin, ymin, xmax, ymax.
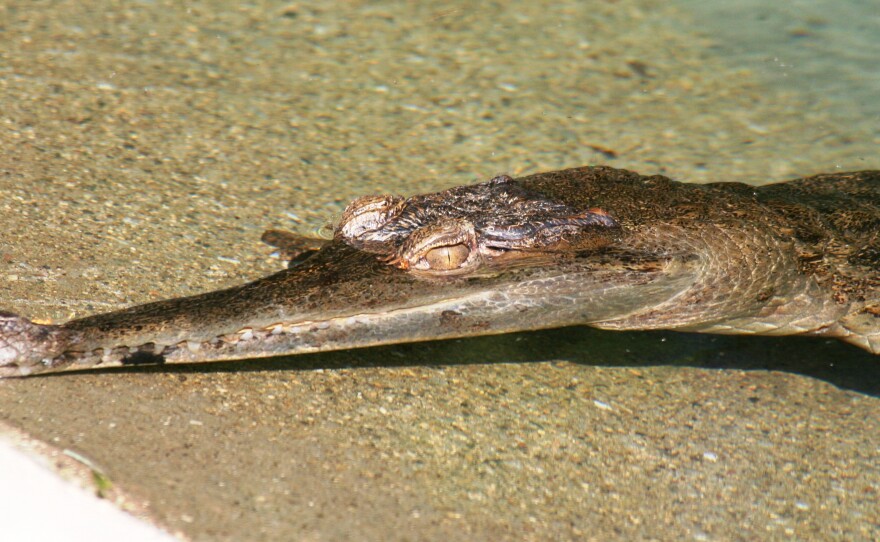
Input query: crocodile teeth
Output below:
<box><xmin>265</xmin><ymin>323</ymin><xmax>285</xmax><ymax>335</ymax></box>
<box><xmin>183</xmin><ymin>340</ymin><xmax>201</xmax><ymax>353</ymax></box>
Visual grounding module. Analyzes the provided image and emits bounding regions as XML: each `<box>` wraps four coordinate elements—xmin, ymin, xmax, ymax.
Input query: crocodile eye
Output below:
<box><xmin>394</xmin><ymin>219</ymin><xmax>478</xmax><ymax>276</ymax></box>
<box><xmin>422</xmin><ymin>244</ymin><xmax>470</xmax><ymax>270</ymax></box>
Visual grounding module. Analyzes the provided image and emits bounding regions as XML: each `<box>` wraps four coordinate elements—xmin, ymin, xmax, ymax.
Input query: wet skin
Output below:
<box><xmin>1</xmin><ymin>166</ymin><xmax>878</xmax><ymax>377</ymax></box>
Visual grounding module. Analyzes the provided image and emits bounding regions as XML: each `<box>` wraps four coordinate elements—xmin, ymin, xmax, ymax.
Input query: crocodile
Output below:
<box><xmin>1</xmin><ymin>166</ymin><xmax>877</xmax><ymax>377</ymax></box>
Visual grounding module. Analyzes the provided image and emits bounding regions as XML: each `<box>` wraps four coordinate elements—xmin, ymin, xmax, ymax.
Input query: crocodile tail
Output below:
<box><xmin>0</xmin><ymin>312</ymin><xmax>79</xmax><ymax>377</ymax></box>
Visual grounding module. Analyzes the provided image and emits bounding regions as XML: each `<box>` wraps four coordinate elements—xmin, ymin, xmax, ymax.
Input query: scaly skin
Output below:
<box><xmin>0</xmin><ymin>166</ymin><xmax>877</xmax><ymax>377</ymax></box>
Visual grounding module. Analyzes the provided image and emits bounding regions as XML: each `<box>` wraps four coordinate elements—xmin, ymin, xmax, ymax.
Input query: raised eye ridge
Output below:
<box><xmin>335</xmin><ymin>195</ymin><xmax>405</xmax><ymax>246</ymax></box>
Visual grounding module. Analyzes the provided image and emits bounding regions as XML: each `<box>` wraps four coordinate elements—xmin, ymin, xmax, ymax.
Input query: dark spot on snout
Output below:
<box><xmin>439</xmin><ymin>310</ymin><xmax>491</xmax><ymax>332</ymax></box>
<box><xmin>121</xmin><ymin>351</ymin><xmax>166</xmax><ymax>366</ymax></box>
<box><xmin>439</xmin><ymin>310</ymin><xmax>463</xmax><ymax>327</ymax></box>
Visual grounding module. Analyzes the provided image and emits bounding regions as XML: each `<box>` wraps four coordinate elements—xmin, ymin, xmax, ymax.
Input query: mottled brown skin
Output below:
<box><xmin>0</xmin><ymin>166</ymin><xmax>877</xmax><ymax>377</ymax></box>
<box><xmin>528</xmin><ymin>167</ymin><xmax>879</xmax><ymax>311</ymax></box>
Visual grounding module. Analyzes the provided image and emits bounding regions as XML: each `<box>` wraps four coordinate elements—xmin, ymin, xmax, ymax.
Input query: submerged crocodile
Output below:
<box><xmin>1</xmin><ymin>166</ymin><xmax>878</xmax><ymax>377</ymax></box>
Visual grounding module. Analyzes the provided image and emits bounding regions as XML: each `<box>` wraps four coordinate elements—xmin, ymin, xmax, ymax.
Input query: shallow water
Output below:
<box><xmin>678</xmin><ymin>0</ymin><xmax>880</xmax><ymax>131</ymax></box>
<box><xmin>0</xmin><ymin>1</ymin><xmax>878</xmax><ymax>540</ymax></box>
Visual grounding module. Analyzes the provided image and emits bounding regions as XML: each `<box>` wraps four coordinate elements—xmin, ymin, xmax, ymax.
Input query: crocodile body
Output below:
<box><xmin>1</xmin><ymin>166</ymin><xmax>877</xmax><ymax>377</ymax></box>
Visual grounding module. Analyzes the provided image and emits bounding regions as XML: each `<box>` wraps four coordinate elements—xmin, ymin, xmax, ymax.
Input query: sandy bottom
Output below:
<box><xmin>0</xmin><ymin>1</ymin><xmax>878</xmax><ymax>540</ymax></box>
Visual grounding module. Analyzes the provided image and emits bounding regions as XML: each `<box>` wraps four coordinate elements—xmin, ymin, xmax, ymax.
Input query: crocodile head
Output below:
<box><xmin>0</xmin><ymin>171</ymin><xmax>689</xmax><ymax>377</ymax></box>
<box><xmin>335</xmin><ymin>175</ymin><xmax>619</xmax><ymax>278</ymax></box>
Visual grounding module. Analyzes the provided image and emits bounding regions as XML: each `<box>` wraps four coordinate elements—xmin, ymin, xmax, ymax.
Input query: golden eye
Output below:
<box><xmin>422</xmin><ymin>244</ymin><xmax>470</xmax><ymax>270</ymax></box>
